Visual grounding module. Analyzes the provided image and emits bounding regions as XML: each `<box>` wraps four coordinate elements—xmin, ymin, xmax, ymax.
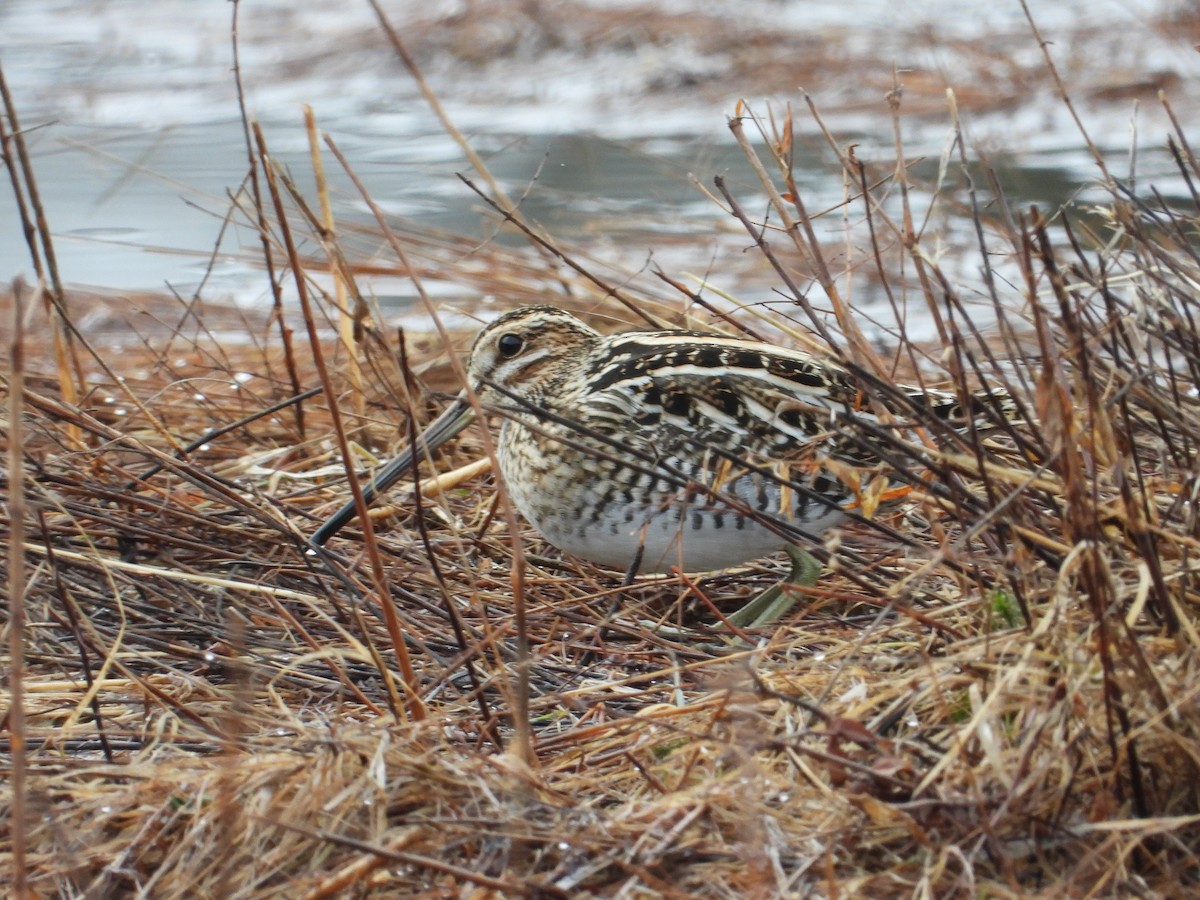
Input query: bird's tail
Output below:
<box><xmin>901</xmin><ymin>384</ymin><xmax>1022</xmax><ymax>433</ymax></box>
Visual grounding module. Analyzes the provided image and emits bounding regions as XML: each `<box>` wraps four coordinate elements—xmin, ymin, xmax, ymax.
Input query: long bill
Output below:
<box><xmin>310</xmin><ymin>393</ymin><xmax>476</xmax><ymax>547</ymax></box>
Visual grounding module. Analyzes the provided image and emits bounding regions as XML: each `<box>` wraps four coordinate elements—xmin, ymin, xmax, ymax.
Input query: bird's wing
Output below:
<box><xmin>581</xmin><ymin>351</ymin><xmax>858</xmax><ymax>462</ymax></box>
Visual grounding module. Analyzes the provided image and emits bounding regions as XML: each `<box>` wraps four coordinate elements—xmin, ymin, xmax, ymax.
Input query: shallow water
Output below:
<box><xmin>1</xmin><ymin>0</ymin><xmax>1194</xmax><ymax>320</ymax></box>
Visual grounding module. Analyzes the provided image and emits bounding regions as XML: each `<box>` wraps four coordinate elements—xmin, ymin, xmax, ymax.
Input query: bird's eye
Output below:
<box><xmin>497</xmin><ymin>333</ymin><xmax>524</xmax><ymax>359</ymax></box>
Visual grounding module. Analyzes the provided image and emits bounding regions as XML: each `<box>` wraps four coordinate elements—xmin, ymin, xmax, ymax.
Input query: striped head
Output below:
<box><xmin>466</xmin><ymin>306</ymin><xmax>602</xmax><ymax>403</ymax></box>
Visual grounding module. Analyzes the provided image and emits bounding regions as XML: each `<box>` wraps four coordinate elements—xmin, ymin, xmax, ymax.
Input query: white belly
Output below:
<box><xmin>540</xmin><ymin>503</ymin><xmax>842</xmax><ymax>574</ymax></box>
<box><xmin>501</xmin><ymin>451</ymin><xmax>845</xmax><ymax>574</ymax></box>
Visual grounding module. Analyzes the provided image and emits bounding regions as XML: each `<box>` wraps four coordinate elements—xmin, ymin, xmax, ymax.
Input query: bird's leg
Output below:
<box><xmin>646</xmin><ymin>544</ymin><xmax>823</xmax><ymax>640</ymax></box>
<box><xmin>586</xmin><ymin>538</ymin><xmax>647</xmax><ymax>657</ymax></box>
<box><xmin>721</xmin><ymin>544</ymin><xmax>822</xmax><ymax>629</ymax></box>
<box><xmin>622</xmin><ymin>542</ymin><xmax>646</xmax><ymax>586</ymax></box>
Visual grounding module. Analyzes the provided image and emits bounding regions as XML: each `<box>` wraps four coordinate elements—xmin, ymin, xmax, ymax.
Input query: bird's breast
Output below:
<box><xmin>494</xmin><ymin>420</ymin><xmax>848</xmax><ymax>573</ymax></box>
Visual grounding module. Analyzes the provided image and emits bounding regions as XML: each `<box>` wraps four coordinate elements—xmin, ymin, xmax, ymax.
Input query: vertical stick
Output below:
<box><xmin>304</xmin><ymin>105</ymin><xmax>364</xmax><ymax>419</ymax></box>
<box><xmin>7</xmin><ymin>282</ymin><xmax>29</xmax><ymax>897</ymax></box>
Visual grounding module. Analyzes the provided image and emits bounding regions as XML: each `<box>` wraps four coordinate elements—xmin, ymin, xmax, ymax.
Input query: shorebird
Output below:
<box><xmin>312</xmin><ymin>306</ymin><xmax>1006</xmax><ymax>626</ymax></box>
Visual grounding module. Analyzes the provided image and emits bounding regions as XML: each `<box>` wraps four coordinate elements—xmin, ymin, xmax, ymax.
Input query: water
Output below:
<box><xmin>1</xmin><ymin>0</ymin><xmax>1194</xmax><ymax>315</ymax></box>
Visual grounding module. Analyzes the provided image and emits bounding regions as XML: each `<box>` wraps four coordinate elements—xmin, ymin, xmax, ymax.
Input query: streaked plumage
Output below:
<box><xmin>314</xmin><ymin>306</ymin><xmax>1005</xmax><ymax>593</ymax></box>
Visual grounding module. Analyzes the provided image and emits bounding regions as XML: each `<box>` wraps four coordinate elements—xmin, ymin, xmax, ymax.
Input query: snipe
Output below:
<box><xmin>313</xmin><ymin>306</ymin><xmax>1007</xmax><ymax>626</ymax></box>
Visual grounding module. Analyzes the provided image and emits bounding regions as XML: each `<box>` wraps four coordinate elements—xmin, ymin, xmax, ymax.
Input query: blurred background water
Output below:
<box><xmin>1</xmin><ymin>0</ymin><xmax>1195</xmax><ymax>311</ymax></box>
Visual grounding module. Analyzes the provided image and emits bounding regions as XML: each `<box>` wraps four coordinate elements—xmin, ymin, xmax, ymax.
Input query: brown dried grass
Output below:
<box><xmin>4</xmin><ymin>11</ymin><xmax>1200</xmax><ymax>898</ymax></box>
